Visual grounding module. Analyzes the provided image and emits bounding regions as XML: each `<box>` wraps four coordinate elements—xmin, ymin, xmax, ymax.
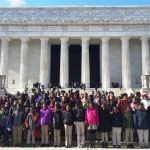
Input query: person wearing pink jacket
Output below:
<box><xmin>85</xmin><ymin>102</ymin><xmax>99</xmax><ymax>148</ymax></box>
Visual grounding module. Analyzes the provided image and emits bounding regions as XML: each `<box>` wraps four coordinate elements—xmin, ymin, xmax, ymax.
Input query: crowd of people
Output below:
<box><xmin>0</xmin><ymin>86</ymin><xmax>150</xmax><ymax>148</ymax></box>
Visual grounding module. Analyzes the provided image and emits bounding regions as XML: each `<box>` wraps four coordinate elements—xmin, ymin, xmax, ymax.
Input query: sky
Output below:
<box><xmin>0</xmin><ymin>0</ymin><xmax>150</xmax><ymax>7</ymax></box>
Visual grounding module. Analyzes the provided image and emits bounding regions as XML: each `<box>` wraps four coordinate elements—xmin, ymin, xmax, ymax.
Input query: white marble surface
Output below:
<box><xmin>0</xmin><ymin>6</ymin><xmax>150</xmax><ymax>89</ymax></box>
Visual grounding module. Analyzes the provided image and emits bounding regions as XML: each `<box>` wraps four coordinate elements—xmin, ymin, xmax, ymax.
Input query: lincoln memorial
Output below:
<box><xmin>0</xmin><ymin>6</ymin><xmax>150</xmax><ymax>90</ymax></box>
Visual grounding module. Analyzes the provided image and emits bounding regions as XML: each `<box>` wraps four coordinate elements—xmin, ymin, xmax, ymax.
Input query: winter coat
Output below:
<box><xmin>25</xmin><ymin>112</ymin><xmax>38</xmax><ymax>130</ymax></box>
<box><xmin>134</xmin><ymin>110</ymin><xmax>149</xmax><ymax>129</ymax></box>
<box><xmin>53</xmin><ymin>111</ymin><xmax>63</xmax><ymax>129</ymax></box>
<box><xmin>98</xmin><ymin>108</ymin><xmax>111</xmax><ymax>132</ymax></box>
<box><xmin>0</xmin><ymin>107</ymin><xmax>13</xmax><ymax>129</ymax></box>
<box><xmin>74</xmin><ymin>107</ymin><xmax>85</xmax><ymax>122</ymax></box>
<box><xmin>40</xmin><ymin>107</ymin><xmax>53</xmax><ymax>126</ymax></box>
<box><xmin>62</xmin><ymin>110</ymin><xmax>75</xmax><ymax>126</ymax></box>
<box><xmin>12</xmin><ymin>109</ymin><xmax>24</xmax><ymax>126</ymax></box>
<box><xmin>111</xmin><ymin>112</ymin><xmax>123</xmax><ymax>127</ymax></box>
<box><xmin>85</xmin><ymin>107</ymin><xmax>99</xmax><ymax>125</ymax></box>
<box><xmin>123</xmin><ymin>111</ymin><xmax>134</xmax><ymax>128</ymax></box>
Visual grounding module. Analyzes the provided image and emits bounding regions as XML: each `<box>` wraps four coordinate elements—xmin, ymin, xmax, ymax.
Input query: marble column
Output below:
<box><xmin>101</xmin><ymin>37</ymin><xmax>110</xmax><ymax>88</ymax></box>
<box><xmin>0</xmin><ymin>38</ymin><xmax>11</xmax><ymax>88</ymax></box>
<box><xmin>141</xmin><ymin>37</ymin><xmax>150</xmax><ymax>75</ymax></box>
<box><xmin>121</xmin><ymin>37</ymin><xmax>131</xmax><ymax>88</ymax></box>
<box><xmin>60</xmin><ymin>37</ymin><xmax>69</xmax><ymax>88</ymax></box>
<box><xmin>20</xmin><ymin>38</ymin><xmax>30</xmax><ymax>89</ymax></box>
<box><xmin>39</xmin><ymin>38</ymin><xmax>50</xmax><ymax>87</ymax></box>
<box><xmin>81</xmin><ymin>37</ymin><xmax>90</xmax><ymax>88</ymax></box>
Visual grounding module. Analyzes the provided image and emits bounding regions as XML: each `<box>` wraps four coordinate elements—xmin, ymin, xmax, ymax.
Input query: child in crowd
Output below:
<box><xmin>74</xmin><ymin>102</ymin><xmax>86</xmax><ymax>148</ymax></box>
<box><xmin>62</xmin><ymin>104</ymin><xmax>75</xmax><ymax>148</ymax></box>
<box><xmin>12</xmin><ymin>104</ymin><xmax>24</xmax><ymax>146</ymax></box>
<box><xmin>99</xmin><ymin>103</ymin><xmax>111</xmax><ymax>148</ymax></box>
<box><xmin>25</xmin><ymin>107</ymin><xmax>38</xmax><ymax>146</ymax></box>
<box><xmin>85</xmin><ymin>102</ymin><xmax>99</xmax><ymax>148</ymax></box>
<box><xmin>40</xmin><ymin>102</ymin><xmax>53</xmax><ymax>146</ymax></box>
<box><xmin>123</xmin><ymin>106</ymin><xmax>134</xmax><ymax>148</ymax></box>
<box><xmin>134</xmin><ymin>103</ymin><xmax>149</xmax><ymax>148</ymax></box>
<box><xmin>111</xmin><ymin>106</ymin><xmax>123</xmax><ymax>148</ymax></box>
<box><xmin>53</xmin><ymin>104</ymin><xmax>63</xmax><ymax>147</ymax></box>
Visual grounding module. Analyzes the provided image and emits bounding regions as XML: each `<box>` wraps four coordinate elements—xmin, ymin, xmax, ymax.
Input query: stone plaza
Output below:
<box><xmin>0</xmin><ymin>6</ymin><xmax>150</xmax><ymax>91</ymax></box>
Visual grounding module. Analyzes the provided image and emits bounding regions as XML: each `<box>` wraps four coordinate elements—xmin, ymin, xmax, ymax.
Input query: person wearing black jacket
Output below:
<box><xmin>99</xmin><ymin>103</ymin><xmax>111</xmax><ymax>148</ymax></box>
<box><xmin>53</xmin><ymin>105</ymin><xmax>63</xmax><ymax>147</ymax></box>
<box><xmin>62</xmin><ymin>104</ymin><xmax>75</xmax><ymax>148</ymax></box>
<box><xmin>111</xmin><ymin>106</ymin><xmax>123</xmax><ymax>148</ymax></box>
<box><xmin>74</xmin><ymin>102</ymin><xmax>86</xmax><ymax>148</ymax></box>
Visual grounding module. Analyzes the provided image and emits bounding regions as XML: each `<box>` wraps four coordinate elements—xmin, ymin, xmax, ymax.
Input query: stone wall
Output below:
<box><xmin>8</xmin><ymin>40</ymin><xmax>21</xmax><ymax>88</ymax></box>
<box><xmin>28</xmin><ymin>40</ymin><xmax>41</xmax><ymax>87</ymax></box>
<box><xmin>130</xmin><ymin>39</ymin><xmax>142</xmax><ymax>88</ymax></box>
<box><xmin>109</xmin><ymin>39</ymin><xmax>122</xmax><ymax>87</ymax></box>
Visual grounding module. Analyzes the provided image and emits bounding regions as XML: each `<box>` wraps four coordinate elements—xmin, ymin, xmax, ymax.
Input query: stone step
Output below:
<box><xmin>2</xmin><ymin>140</ymin><xmax>139</xmax><ymax>148</ymax></box>
<box><xmin>6</xmin><ymin>87</ymin><xmax>138</xmax><ymax>97</ymax></box>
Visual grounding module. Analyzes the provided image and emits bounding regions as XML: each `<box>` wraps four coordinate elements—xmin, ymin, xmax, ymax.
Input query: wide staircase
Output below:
<box><xmin>6</xmin><ymin>87</ymin><xmax>138</xmax><ymax>96</ymax></box>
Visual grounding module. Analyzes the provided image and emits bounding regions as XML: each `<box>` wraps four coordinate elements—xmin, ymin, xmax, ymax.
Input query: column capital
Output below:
<box><xmin>101</xmin><ymin>37</ymin><xmax>110</xmax><ymax>42</ymax></box>
<box><xmin>40</xmin><ymin>37</ymin><xmax>49</xmax><ymax>43</ymax></box>
<box><xmin>81</xmin><ymin>37</ymin><xmax>90</xmax><ymax>43</ymax></box>
<box><xmin>121</xmin><ymin>36</ymin><xmax>130</xmax><ymax>41</ymax></box>
<box><xmin>60</xmin><ymin>37</ymin><xmax>69</xmax><ymax>43</ymax></box>
<box><xmin>20</xmin><ymin>37</ymin><xmax>30</xmax><ymax>43</ymax></box>
<box><xmin>1</xmin><ymin>37</ymin><xmax>11</xmax><ymax>42</ymax></box>
<box><xmin>141</xmin><ymin>36</ymin><xmax>149</xmax><ymax>42</ymax></box>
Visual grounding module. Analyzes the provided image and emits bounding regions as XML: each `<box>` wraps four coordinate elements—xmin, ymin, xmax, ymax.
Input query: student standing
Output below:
<box><xmin>74</xmin><ymin>102</ymin><xmax>86</xmax><ymax>148</ymax></box>
<box><xmin>111</xmin><ymin>107</ymin><xmax>123</xmax><ymax>148</ymax></box>
<box><xmin>62</xmin><ymin>104</ymin><xmax>75</xmax><ymax>148</ymax></box>
<box><xmin>85</xmin><ymin>102</ymin><xmax>99</xmax><ymax>148</ymax></box>
<box><xmin>134</xmin><ymin>103</ymin><xmax>149</xmax><ymax>148</ymax></box>
<box><xmin>40</xmin><ymin>102</ymin><xmax>52</xmax><ymax>146</ymax></box>
<box><xmin>53</xmin><ymin>105</ymin><xmax>63</xmax><ymax>147</ymax></box>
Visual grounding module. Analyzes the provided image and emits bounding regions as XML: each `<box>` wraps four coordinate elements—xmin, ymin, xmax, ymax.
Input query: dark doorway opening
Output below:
<box><xmin>89</xmin><ymin>45</ymin><xmax>100</xmax><ymax>88</ymax></box>
<box><xmin>69</xmin><ymin>45</ymin><xmax>81</xmax><ymax>88</ymax></box>
<box><xmin>50</xmin><ymin>45</ymin><xmax>60</xmax><ymax>86</ymax></box>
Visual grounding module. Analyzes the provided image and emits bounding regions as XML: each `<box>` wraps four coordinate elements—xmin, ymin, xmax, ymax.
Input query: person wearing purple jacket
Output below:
<box><xmin>40</xmin><ymin>102</ymin><xmax>52</xmax><ymax>146</ymax></box>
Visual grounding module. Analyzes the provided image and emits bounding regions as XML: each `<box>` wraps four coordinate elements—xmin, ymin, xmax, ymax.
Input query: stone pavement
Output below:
<box><xmin>0</xmin><ymin>148</ymin><xmax>144</xmax><ymax>150</ymax></box>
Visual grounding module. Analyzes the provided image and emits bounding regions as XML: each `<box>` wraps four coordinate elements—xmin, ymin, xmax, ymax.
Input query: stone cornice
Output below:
<box><xmin>0</xmin><ymin>6</ymin><xmax>150</xmax><ymax>25</ymax></box>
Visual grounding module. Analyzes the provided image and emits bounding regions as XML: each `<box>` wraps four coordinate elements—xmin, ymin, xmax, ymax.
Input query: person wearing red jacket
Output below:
<box><xmin>85</xmin><ymin>102</ymin><xmax>99</xmax><ymax>148</ymax></box>
<box><xmin>117</xmin><ymin>94</ymin><xmax>130</xmax><ymax>112</ymax></box>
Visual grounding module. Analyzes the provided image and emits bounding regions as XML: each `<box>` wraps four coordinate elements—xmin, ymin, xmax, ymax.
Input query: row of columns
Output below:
<box><xmin>0</xmin><ymin>37</ymin><xmax>150</xmax><ymax>89</ymax></box>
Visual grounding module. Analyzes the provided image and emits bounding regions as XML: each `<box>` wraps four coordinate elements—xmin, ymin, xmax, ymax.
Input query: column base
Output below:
<box><xmin>60</xmin><ymin>83</ymin><xmax>69</xmax><ymax>88</ymax></box>
<box><xmin>140</xmin><ymin>88</ymin><xmax>150</xmax><ymax>96</ymax></box>
<box><xmin>0</xmin><ymin>88</ymin><xmax>6</xmax><ymax>96</ymax></box>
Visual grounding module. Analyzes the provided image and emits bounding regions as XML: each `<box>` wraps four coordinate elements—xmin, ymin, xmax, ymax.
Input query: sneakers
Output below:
<box><xmin>104</xmin><ymin>142</ymin><xmax>108</xmax><ymax>148</ymax></box>
<box><xmin>127</xmin><ymin>143</ymin><xmax>134</xmax><ymax>148</ymax></box>
<box><xmin>65</xmin><ymin>145</ymin><xmax>71</xmax><ymax>148</ymax></box>
<box><xmin>41</xmin><ymin>144</ymin><xmax>45</xmax><ymax>147</ymax></box>
<box><xmin>102</xmin><ymin>142</ymin><xmax>104</xmax><ymax>148</ymax></box>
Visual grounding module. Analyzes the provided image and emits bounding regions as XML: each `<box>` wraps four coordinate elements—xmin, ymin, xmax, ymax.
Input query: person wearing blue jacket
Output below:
<box><xmin>134</xmin><ymin>103</ymin><xmax>149</xmax><ymax>148</ymax></box>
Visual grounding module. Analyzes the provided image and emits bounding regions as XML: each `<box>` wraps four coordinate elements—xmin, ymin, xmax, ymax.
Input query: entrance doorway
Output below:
<box><xmin>50</xmin><ymin>45</ymin><xmax>60</xmax><ymax>86</ymax></box>
<box><xmin>89</xmin><ymin>45</ymin><xmax>100</xmax><ymax>88</ymax></box>
<box><xmin>69</xmin><ymin>45</ymin><xmax>81</xmax><ymax>87</ymax></box>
